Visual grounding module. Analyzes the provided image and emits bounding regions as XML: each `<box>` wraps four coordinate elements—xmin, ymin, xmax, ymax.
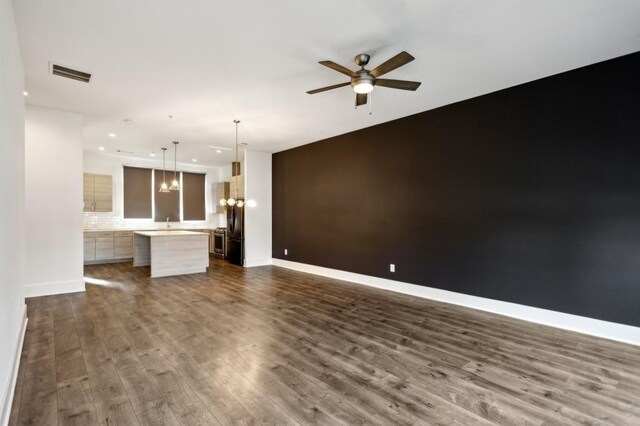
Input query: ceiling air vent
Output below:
<box><xmin>51</xmin><ymin>63</ymin><xmax>91</xmax><ymax>83</ymax></box>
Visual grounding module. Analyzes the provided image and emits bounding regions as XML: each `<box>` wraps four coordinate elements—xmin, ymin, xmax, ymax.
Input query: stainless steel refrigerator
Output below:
<box><xmin>226</xmin><ymin>205</ymin><xmax>244</xmax><ymax>265</ymax></box>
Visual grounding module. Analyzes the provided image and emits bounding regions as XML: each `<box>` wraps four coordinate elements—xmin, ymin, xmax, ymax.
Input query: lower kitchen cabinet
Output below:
<box><xmin>84</xmin><ymin>231</ymin><xmax>132</xmax><ymax>264</ymax></box>
<box><xmin>84</xmin><ymin>237</ymin><xmax>96</xmax><ymax>261</ymax></box>
<box><xmin>84</xmin><ymin>229</ymin><xmax>211</xmax><ymax>264</ymax></box>
<box><xmin>115</xmin><ymin>231</ymin><xmax>134</xmax><ymax>258</ymax></box>
<box><xmin>95</xmin><ymin>232</ymin><xmax>115</xmax><ymax>260</ymax></box>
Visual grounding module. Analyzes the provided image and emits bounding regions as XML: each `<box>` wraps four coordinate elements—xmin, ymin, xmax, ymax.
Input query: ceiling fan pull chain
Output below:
<box><xmin>369</xmin><ymin>91</ymin><xmax>373</xmax><ymax>115</ymax></box>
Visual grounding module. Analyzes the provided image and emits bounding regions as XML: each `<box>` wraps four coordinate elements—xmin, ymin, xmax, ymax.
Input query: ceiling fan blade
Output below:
<box><xmin>369</xmin><ymin>51</ymin><xmax>415</xmax><ymax>78</ymax></box>
<box><xmin>355</xmin><ymin>93</ymin><xmax>368</xmax><ymax>107</ymax></box>
<box><xmin>306</xmin><ymin>82</ymin><xmax>351</xmax><ymax>94</ymax></box>
<box><xmin>319</xmin><ymin>61</ymin><xmax>358</xmax><ymax>78</ymax></box>
<box><xmin>374</xmin><ymin>79</ymin><xmax>421</xmax><ymax>91</ymax></box>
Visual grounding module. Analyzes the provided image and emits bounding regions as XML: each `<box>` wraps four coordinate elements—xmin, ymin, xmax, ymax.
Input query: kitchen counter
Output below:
<box><xmin>84</xmin><ymin>227</ymin><xmax>214</xmax><ymax>232</ymax></box>
<box><xmin>134</xmin><ymin>230</ymin><xmax>208</xmax><ymax>237</ymax></box>
<box><xmin>133</xmin><ymin>230</ymin><xmax>209</xmax><ymax>278</ymax></box>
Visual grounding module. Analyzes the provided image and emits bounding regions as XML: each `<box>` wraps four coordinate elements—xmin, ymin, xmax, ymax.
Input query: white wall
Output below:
<box><xmin>25</xmin><ymin>105</ymin><xmax>84</xmax><ymax>297</ymax></box>
<box><xmin>244</xmin><ymin>150</ymin><xmax>272</xmax><ymax>267</ymax></box>
<box><xmin>83</xmin><ymin>152</ymin><xmax>225</xmax><ymax>229</ymax></box>
<box><xmin>0</xmin><ymin>0</ymin><xmax>27</xmax><ymax>423</ymax></box>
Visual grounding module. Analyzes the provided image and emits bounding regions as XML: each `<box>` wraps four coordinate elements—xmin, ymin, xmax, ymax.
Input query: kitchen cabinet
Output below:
<box><xmin>84</xmin><ymin>231</ymin><xmax>130</xmax><ymax>264</ymax></box>
<box><xmin>83</xmin><ymin>173</ymin><xmax>112</xmax><ymax>212</ymax></box>
<box><xmin>95</xmin><ymin>232</ymin><xmax>115</xmax><ymax>260</ymax></box>
<box><xmin>83</xmin><ymin>236</ymin><xmax>96</xmax><ymax>261</ymax></box>
<box><xmin>84</xmin><ymin>229</ymin><xmax>211</xmax><ymax>264</ymax></box>
<box><xmin>215</xmin><ymin>182</ymin><xmax>230</xmax><ymax>214</ymax></box>
<box><xmin>115</xmin><ymin>231</ymin><xmax>134</xmax><ymax>258</ymax></box>
<box><xmin>229</xmin><ymin>175</ymin><xmax>244</xmax><ymax>200</ymax></box>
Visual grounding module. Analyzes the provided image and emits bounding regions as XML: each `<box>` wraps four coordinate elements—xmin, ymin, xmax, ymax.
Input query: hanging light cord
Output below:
<box><xmin>163</xmin><ymin>148</ymin><xmax>166</xmax><ymax>182</ymax></box>
<box><xmin>173</xmin><ymin>143</ymin><xmax>177</xmax><ymax>180</ymax></box>
<box><xmin>234</xmin><ymin>120</ymin><xmax>240</xmax><ymax>199</ymax></box>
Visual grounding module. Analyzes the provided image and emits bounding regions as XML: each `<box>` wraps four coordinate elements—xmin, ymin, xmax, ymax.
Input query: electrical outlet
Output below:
<box><xmin>284</xmin><ymin>249</ymin><xmax>288</xmax><ymax>255</ymax></box>
<box><xmin>390</xmin><ymin>264</ymin><xmax>395</xmax><ymax>273</ymax></box>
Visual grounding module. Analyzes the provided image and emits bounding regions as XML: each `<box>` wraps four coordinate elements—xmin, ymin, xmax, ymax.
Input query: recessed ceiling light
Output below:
<box><xmin>23</xmin><ymin>91</ymin><xmax>28</xmax><ymax>96</ymax></box>
<box><xmin>192</xmin><ymin>158</ymin><xmax>197</xmax><ymax>162</ymax></box>
<box><xmin>108</xmin><ymin>133</ymin><xmax>116</xmax><ymax>138</ymax></box>
<box><xmin>216</xmin><ymin>150</ymin><xmax>222</xmax><ymax>154</ymax></box>
<box><xmin>98</xmin><ymin>147</ymin><xmax>105</xmax><ymax>151</ymax></box>
<box><xmin>150</xmin><ymin>152</ymin><xmax>156</xmax><ymax>157</ymax></box>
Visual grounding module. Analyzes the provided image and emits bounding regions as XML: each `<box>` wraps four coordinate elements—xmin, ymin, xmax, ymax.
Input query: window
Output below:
<box><xmin>123</xmin><ymin>167</ymin><xmax>152</xmax><ymax>218</ymax></box>
<box><xmin>154</xmin><ymin>169</ymin><xmax>180</xmax><ymax>222</ymax></box>
<box><xmin>123</xmin><ymin>167</ymin><xmax>207</xmax><ymax>222</ymax></box>
<box><xmin>183</xmin><ymin>172</ymin><xmax>206</xmax><ymax>220</ymax></box>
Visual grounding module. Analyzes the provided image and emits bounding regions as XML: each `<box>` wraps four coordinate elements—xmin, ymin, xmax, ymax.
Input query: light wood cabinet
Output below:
<box><xmin>83</xmin><ymin>236</ymin><xmax>96</xmax><ymax>261</ymax></box>
<box><xmin>95</xmin><ymin>233</ymin><xmax>115</xmax><ymax>260</ymax></box>
<box><xmin>83</xmin><ymin>173</ymin><xmax>94</xmax><ymax>213</ymax></box>
<box><xmin>115</xmin><ymin>231</ymin><xmax>134</xmax><ymax>258</ymax></box>
<box><xmin>215</xmin><ymin>182</ymin><xmax>230</xmax><ymax>214</ymax></box>
<box><xmin>83</xmin><ymin>173</ymin><xmax>112</xmax><ymax>212</ymax></box>
<box><xmin>229</xmin><ymin>175</ymin><xmax>244</xmax><ymax>200</ymax></box>
<box><xmin>84</xmin><ymin>229</ymin><xmax>210</xmax><ymax>264</ymax></box>
<box><xmin>84</xmin><ymin>231</ymin><xmax>132</xmax><ymax>264</ymax></box>
<box><xmin>94</xmin><ymin>174</ymin><xmax>113</xmax><ymax>212</ymax></box>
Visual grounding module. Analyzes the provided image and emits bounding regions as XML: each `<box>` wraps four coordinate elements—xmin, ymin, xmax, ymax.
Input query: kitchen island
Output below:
<box><xmin>133</xmin><ymin>230</ymin><xmax>209</xmax><ymax>278</ymax></box>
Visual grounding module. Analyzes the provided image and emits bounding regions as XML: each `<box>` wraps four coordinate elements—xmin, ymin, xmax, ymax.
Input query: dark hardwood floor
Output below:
<box><xmin>9</xmin><ymin>259</ymin><xmax>640</xmax><ymax>425</ymax></box>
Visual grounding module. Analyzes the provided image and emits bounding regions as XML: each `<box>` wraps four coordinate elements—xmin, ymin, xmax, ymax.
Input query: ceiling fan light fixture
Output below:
<box><xmin>353</xmin><ymin>80</ymin><xmax>374</xmax><ymax>94</ymax></box>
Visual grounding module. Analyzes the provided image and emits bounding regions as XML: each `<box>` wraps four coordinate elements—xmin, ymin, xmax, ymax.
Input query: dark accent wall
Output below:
<box><xmin>273</xmin><ymin>52</ymin><xmax>640</xmax><ymax>327</ymax></box>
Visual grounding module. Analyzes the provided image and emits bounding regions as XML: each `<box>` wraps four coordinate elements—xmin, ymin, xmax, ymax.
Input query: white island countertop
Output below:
<box><xmin>134</xmin><ymin>230</ymin><xmax>208</xmax><ymax>237</ymax></box>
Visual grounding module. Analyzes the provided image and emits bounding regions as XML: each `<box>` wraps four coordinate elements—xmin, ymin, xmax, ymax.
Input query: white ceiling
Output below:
<box><xmin>14</xmin><ymin>0</ymin><xmax>640</xmax><ymax>166</ymax></box>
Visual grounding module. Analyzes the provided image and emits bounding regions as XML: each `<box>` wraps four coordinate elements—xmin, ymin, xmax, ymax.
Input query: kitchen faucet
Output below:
<box><xmin>166</xmin><ymin>217</ymin><xmax>171</xmax><ymax>229</ymax></box>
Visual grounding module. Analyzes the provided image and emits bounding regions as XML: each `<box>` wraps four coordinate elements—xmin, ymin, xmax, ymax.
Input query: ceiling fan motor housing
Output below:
<box><xmin>355</xmin><ymin>53</ymin><xmax>370</xmax><ymax>67</ymax></box>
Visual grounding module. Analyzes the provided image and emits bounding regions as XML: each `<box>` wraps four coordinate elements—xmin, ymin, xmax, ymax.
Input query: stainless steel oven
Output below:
<box><xmin>212</xmin><ymin>227</ymin><xmax>226</xmax><ymax>259</ymax></box>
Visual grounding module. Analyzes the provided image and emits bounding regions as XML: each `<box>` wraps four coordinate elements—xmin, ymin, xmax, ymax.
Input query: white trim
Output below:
<box><xmin>24</xmin><ymin>279</ymin><xmax>85</xmax><ymax>298</ymax></box>
<box><xmin>1</xmin><ymin>305</ymin><xmax>27</xmax><ymax>426</ymax></box>
<box><xmin>272</xmin><ymin>259</ymin><xmax>640</xmax><ymax>346</ymax></box>
<box><xmin>244</xmin><ymin>258</ymin><xmax>273</xmax><ymax>268</ymax></box>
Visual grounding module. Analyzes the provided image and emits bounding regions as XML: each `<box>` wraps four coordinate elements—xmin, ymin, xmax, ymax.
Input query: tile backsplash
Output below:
<box><xmin>83</xmin><ymin>211</ymin><xmax>224</xmax><ymax>230</ymax></box>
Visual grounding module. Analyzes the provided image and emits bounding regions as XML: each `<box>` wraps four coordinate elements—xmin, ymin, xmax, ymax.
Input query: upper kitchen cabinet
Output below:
<box><xmin>215</xmin><ymin>182</ymin><xmax>230</xmax><ymax>214</ymax></box>
<box><xmin>229</xmin><ymin>162</ymin><xmax>244</xmax><ymax>201</ymax></box>
<box><xmin>83</xmin><ymin>173</ymin><xmax>113</xmax><ymax>212</ymax></box>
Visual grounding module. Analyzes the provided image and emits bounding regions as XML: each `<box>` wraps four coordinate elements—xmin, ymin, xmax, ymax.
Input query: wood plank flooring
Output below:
<box><xmin>9</xmin><ymin>259</ymin><xmax>640</xmax><ymax>425</ymax></box>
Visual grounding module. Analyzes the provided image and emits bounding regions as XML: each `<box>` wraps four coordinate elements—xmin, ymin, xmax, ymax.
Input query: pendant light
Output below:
<box><xmin>169</xmin><ymin>141</ymin><xmax>180</xmax><ymax>191</ymax></box>
<box><xmin>220</xmin><ymin>120</ymin><xmax>242</xmax><ymax>207</ymax></box>
<box><xmin>159</xmin><ymin>148</ymin><xmax>170</xmax><ymax>193</ymax></box>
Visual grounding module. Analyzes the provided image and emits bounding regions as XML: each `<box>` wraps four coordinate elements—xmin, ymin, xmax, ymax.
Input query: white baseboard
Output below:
<box><xmin>244</xmin><ymin>258</ymin><xmax>273</xmax><ymax>268</ymax></box>
<box><xmin>0</xmin><ymin>304</ymin><xmax>27</xmax><ymax>426</ymax></box>
<box><xmin>24</xmin><ymin>279</ymin><xmax>85</xmax><ymax>298</ymax></box>
<box><xmin>272</xmin><ymin>259</ymin><xmax>640</xmax><ymax>346</ymax></box>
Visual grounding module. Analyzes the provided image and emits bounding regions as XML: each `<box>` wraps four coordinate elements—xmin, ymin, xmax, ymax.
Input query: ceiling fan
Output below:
<box><xmin>307</xmin><ymin>51</ymin><xmax>421</xmax><ymax>107</ymax></box>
